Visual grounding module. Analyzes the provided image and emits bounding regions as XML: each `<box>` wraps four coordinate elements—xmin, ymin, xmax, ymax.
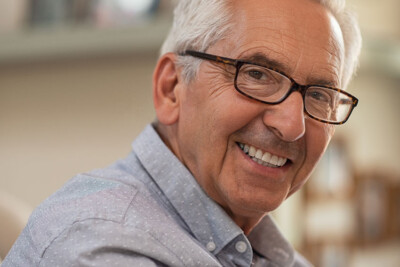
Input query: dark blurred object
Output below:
<box><xmin>72</xmin><ymin>0</ymin><xmax>95</xmax><ymax>24</ymax></box>
<box><xmin>356</xmin><ymin>171</ymin><xmax>400</xmax><ymax>245</ymax></box>
<box><xmin>29</xmin><ymin>0</ymin><xmax>161</xmax><ymax>28</ymax></box>
<box><xmin>30</xmin><ymin>0</ymin><xmax>72</xmax><ymax>27</ymax></box>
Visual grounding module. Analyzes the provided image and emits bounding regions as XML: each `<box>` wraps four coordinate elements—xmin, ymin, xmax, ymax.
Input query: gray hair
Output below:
<box><xmin>161</xmin><ymin>0</ymin><xmax>362</xmax><ymax>89</ymax></box>
<box><xmin>315</xmin><ymin>0</ymin><xmax>362</xmax><ymax>88</ymax></box>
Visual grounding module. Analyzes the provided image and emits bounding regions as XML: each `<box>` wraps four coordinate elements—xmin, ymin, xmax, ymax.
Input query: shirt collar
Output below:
<box><xmin>132</xmin><ymin>124</ymin><xmax>243</xmax><ymax>255</ymax></box>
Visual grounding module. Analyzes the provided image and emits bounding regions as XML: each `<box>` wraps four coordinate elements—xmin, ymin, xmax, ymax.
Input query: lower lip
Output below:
<box><xmin>236</xmin><ymin>143</ymin><xmax>289</xmax><ymax>179</ymax></box>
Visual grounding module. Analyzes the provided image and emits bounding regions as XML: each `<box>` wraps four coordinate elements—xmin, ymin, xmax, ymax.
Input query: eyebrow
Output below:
<box><xmin>307</xmin><ymin>78</ymin><xmax>337</xmax><ymax>88</ymax></box>
<box><xmin>239</xmin><ymin>52</ymin><xmax>338</xmax><ymax>88</ymax></box>
<box><xmin>240</xmin><ymin>53</ymin><xmax>289</xmax><ymax>73</ymax></box>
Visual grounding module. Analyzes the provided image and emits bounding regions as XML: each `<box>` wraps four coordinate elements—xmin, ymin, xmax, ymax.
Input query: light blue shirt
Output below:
<box><xmin>3</xmin><ymin>124</ymin><xmax>311</xmax><ymax>266</ymax></box>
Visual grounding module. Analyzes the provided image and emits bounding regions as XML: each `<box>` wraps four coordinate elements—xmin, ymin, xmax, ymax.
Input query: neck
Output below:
<box><xmin>228</xmin><ymin>210</ymin><xmax>266</xmax><ymax>235</ymax></box>
<box><xmin>153</xmin><ymin>121</ymin><xmax>181</xmax><ymax>158</ymax></box>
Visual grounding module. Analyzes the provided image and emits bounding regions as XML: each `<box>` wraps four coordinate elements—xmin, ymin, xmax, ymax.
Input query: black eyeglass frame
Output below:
<box><xmin>180</xmin><ymin>50</ymin><xmax>359</xmax><ymax>125</ymax></box>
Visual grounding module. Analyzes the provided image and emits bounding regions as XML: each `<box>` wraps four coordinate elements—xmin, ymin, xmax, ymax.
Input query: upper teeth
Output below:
<box><xmin>238</xmin><ymin>143</ymin><xmax>287</xmax><ymax>168</ymax></box>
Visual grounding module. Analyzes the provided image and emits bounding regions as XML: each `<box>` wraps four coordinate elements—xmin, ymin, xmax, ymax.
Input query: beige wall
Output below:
<box><xmin>336</xmin><ymin>68</ymin><xmax>400</xmax><ymax>175</ymax></box>
<box><xmin>0</xmin><ymin>54</ymin><xmax>157</xmax><ymax>207</ymax></box>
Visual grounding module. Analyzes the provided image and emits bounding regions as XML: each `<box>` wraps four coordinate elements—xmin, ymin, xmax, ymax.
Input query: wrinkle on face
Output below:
<box><xmin>203</xmin><ymin>65</ymin><xmax>234</xmax><ymax>100</ymax></box>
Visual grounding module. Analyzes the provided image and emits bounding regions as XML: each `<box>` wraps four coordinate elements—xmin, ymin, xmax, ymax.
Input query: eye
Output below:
<box><xmin>307</xmin><ymin>88</ymin><xmax>332</xmax><ymax>103</ymax></box>
<box><xmin>248</xmin><ymin>70</ymin><xmax>264</xmax><ymax>80</ymax></box>
<box><xmin>240</xmin><ymin>65</ymin><xmax>278</xmax><ymax>85</ymax></box>
<box><xmin>310</xmin><ymin>91</ymin><xmax>327</xmax><ymax>101</ymax></box>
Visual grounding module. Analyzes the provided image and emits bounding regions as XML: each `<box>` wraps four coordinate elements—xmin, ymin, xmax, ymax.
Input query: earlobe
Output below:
<box><xmin>153</xmin><ymin>53</ymin><xmax>182</xmax><ymax>125</ymax></box>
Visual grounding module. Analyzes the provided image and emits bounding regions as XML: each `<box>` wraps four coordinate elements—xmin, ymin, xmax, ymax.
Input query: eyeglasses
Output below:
<box><xmin>180</xmin><ymin>50</ymin><xmax>359</xmax><ymax>125</ymax></box>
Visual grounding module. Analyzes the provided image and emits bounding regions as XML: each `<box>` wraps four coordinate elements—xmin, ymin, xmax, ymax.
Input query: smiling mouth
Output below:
<box><xmin>237</xmin><ymin>142</ymin><xmax>288</xmax><ymax>168</ymax></box>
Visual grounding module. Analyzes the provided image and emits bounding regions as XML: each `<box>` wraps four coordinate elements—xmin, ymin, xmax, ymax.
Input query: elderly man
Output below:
<box><xmin>3</xmin><ymin>0</ymin><xmax>361</xmax><ymax>266</ymax></box>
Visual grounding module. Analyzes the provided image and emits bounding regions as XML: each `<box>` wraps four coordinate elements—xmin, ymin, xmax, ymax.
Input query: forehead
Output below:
<box><xmin>221</xmin><ymin>0</ymin><xmax>345</xmax><ymax>87</ymax></box>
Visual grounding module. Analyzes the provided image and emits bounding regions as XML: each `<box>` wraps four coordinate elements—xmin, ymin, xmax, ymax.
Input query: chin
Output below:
<box><xmin>226</xmin><ymin>192</ymin><xmax>286</xmax><ymax>217</ymax></box>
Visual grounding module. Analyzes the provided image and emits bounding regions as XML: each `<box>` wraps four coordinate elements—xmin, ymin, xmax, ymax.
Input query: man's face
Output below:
<box><xmin>175</xmin><ymin>0</ymin><xmax>344</xmax><ymax>219</ymax></box>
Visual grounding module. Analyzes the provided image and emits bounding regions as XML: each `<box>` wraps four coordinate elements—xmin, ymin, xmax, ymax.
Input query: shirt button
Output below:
<box><xmin>206</xmin><ymin>241</ymin><xmax>216</xmax><ymax>252</ymax></box>
<box><xmin>235</xmin><ymin>241</ymin><xmax>247</xmax><ymax>253</ymax></box>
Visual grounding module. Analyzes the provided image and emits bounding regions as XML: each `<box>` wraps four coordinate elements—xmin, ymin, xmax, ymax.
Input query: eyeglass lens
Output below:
<box><xmin>235</xmin><ymin>63</ymin><xmax>353</xmax><ymax>123</ymax></box>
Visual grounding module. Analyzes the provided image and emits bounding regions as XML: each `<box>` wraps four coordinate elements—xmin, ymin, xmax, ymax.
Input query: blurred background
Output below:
<box><xmin>0</xmin><ymin>0</ymin><xmax>399</xmax><ymax>266</ymax></box>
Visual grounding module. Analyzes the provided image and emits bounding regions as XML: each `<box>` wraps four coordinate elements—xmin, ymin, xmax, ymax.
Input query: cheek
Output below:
<box><xmin>177</xmin><ymin>79</ymin><xmax>240</xmax><ymax>164</ymax></box>
<box><xmin>291</xmin><ymin>122</ymin><xmax>334</xmax><ymax>192</ymax></box>
<box><xmin>186</xmin><ymin>78</ymin><xmax>258</xmax><ymax>142</ymax></box>
<box><xmin>308</xmin><ymin>122</ymin><xmax>334</xmax><ymax>156</ymax></box>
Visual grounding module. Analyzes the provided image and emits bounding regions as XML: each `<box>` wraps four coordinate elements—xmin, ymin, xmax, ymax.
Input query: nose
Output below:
<box><xmin>262</xmin><ymin>92</ymin><xmax>306</xmax><ymax>142</ymax></box>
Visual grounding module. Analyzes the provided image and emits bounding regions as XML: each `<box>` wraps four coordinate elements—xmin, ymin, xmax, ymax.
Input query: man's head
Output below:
<box><xmin>153</xmin><ymin>0</ymin><xmax>361</xmax><ymax>229</ymax></box>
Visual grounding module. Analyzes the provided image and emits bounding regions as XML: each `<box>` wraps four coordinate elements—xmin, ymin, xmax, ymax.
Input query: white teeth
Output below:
<box><xmin>278</xmin><ymin>157</ymin><xmax>287</xmax><ymax>166</ymax></box>
<box><xmin>238</xmin><ymin>143</ymin><xmax>287</xmax><ymax>167</ymax></box>
<box><xmin>255</xmin><ymin>149</ymin><xmax>263</xmax><ymax>160</ymax></box>
<box><xmin>262</xmin><ymin>152</ymin><xmax>271</xmax><ymax>162</ymax></box>
<box><xmin>248</xmin><ymin>146</ymin><xmax>256</xmax><ymax>157</ymax></box>
<box><xmin>270</xmin><ymin>155</ymin><xmax>278</xmax><ymax>165</ymax></box>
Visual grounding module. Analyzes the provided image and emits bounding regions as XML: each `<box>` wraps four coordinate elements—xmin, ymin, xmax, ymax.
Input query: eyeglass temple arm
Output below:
<box><xmin>181</xmin><ymin>50</ymin><xmax>238</xmax><ymax>66</ymax></box>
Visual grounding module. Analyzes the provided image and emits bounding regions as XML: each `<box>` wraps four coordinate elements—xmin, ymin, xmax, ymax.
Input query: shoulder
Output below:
<box><xmin>28</xmin><ymin>172</ymin><xmax>141</xmax><ymax>254</ymax></box>
<box><xmin>3</xmin><ymin>170</ymin><xmax>143</xmax><ymax>266</ymax></box>
<box><xmin>10</xmin><ymin>171</ymin><xmax>218</xmax><ymax>266</ymax></box>
<box><xmin>18</xmin><ymin>172</ymin><xmax>216</xmax><ymax>266</ymax></box>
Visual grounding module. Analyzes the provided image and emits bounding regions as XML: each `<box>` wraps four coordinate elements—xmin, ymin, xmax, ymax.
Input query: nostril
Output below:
<box><xmin>268</xmin><ymin>126</ymin><xmax>284</xmax><ymax>139</ymax></box>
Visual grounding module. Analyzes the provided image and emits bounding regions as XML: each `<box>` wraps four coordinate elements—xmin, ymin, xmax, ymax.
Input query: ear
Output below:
<box><xmin>153</xmin><ymin>53</ymin><xmax>182</xmax><ymax>125</ymax></box>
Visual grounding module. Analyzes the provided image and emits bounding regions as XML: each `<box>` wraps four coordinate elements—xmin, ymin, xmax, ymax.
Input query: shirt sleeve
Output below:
<box><xmin>39</xmin><ymin>219</ymin><xmax>182</xmax><ymax>267</ymax></box>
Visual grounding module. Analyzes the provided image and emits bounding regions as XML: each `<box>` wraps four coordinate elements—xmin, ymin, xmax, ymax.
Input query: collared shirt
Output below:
<box><xmin>3</xmin><ymin>124</ymin><xmax>311</xmax><ymax>267</ymax></box>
